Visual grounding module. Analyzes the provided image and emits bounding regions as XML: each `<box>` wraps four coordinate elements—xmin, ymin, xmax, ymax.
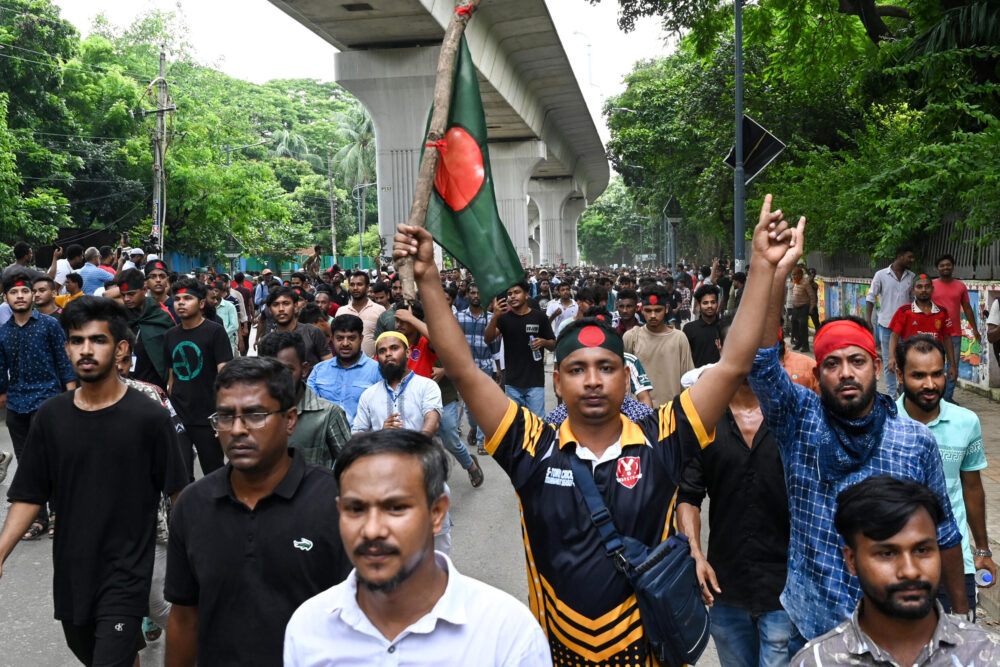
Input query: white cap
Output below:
<box><xmin>129</xmin><ymin>247</ymin><xmax>144</xmax><ymax>256</ymax></box>
<box><xmin>146</xmin><ymin>254</ymin><xmax>160</xmax><ymax>261</ymax></box>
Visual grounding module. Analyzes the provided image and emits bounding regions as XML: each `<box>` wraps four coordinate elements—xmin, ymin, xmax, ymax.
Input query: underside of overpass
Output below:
<box><xmin>268</xmin><ymin>0</ymin><xmax>608</xmax><ymax>267</ymax></box>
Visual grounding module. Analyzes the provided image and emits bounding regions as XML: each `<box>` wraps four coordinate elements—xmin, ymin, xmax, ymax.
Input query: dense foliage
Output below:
<box><xmin>592</xmin><ymin>0</ymin><xmax>1000</xmax><ymax>261</ymax></box>
<box><xmin>0</xmin><ymin>1</ymin><xmax>377</xmax><ymax>261</ymax></box>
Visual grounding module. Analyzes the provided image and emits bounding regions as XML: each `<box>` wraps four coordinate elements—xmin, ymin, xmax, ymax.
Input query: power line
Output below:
<box><xmin>15</xmin><ymin>129</ymin><xmax>139</xmax><ymax>141</ymax></box>
<box><xmin>20</xmin><ymin>175</ymin><xmax>142</xmax><ymax>184</ymax></box>
<box><xmin>0</xmin><ymin>4</ymin><xmax>73</xmax><ymax>28</ymax></box>
<box><xmin>55</xmin><ymin>204</ymin><xmax>144</xmax><ymax>244</ymax></box>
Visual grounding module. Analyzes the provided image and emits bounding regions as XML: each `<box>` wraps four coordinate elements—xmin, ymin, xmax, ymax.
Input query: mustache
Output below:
<box><xmin>76</xmin><ymin>356</ymin><xmax>97</xmax><ymax>365</ymax></box>
<box><xmin>355</xmin><ymin>539</ymin><xmax>399</xmax><ymax>557</ymax></box>
<box><xmin>886</xmin><ymin>581</ymin><xmax>933</xmax><ymax>595</ymax></box>
<box><xmin>836</xmin><ymin>380</ymin><xmax>864</xmax><ymax>392</ymax></box>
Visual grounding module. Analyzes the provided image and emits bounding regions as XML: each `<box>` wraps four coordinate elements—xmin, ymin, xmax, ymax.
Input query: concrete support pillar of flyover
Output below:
<box><xmin>562</xmin><ymin>195</ymin><xmax>586</xmax><ymax>267</ymax></box>
<box><xmin>334</xmin><ymin>46</ymin><xmax>439</xmax><ymax>244</ymax></box>
<box><xmin>528</xmin><ymin>179</ymin><xmax>575</xmax><ymax>267</ymax></box>
<box><xmin>491</xmin><ymin>141</ymin><xmax>546</xmax><ymax>266</ymax></box>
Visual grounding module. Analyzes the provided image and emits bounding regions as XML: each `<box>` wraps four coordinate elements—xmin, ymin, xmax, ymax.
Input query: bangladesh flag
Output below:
<box><xmin>423</xmin><ymin>35</ymin><xmax>523</xmax><ymax>305</ymax></box>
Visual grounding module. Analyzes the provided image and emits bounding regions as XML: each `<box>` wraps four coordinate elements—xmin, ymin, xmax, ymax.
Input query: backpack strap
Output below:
<box><xmin>568</xmin><ymin>452</ymin><xmax>630</xmax><ymax>574</ymax></box>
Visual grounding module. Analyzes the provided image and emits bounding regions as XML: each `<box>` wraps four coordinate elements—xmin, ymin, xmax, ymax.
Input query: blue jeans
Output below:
<box><xmin>877</xmin><ymin>324</ymin><xmax>898</xmax><ymax>398</ymax></box>
<box><xmin>505</xmin><ymin>385</ymin><xmax>545</xmax><ymax>417</ymax></box>
<box><xmin>944</xmin><ymin>336</ymin><xmax>962</xmax><ymax>401</ymax></box>
<box><xmin>465</xmin><ymin>402</ymin><xmax>484</xmax><ymax>447</ymax></box>
<box><xmin>710</xmin><ymin>604</ymin><xmax>795</xmax><ymax>667</ymax></box>
<box><xmin>439</xmin><ymin>401</ymin><xmax>473</xmax><ymax>470</ymax></box>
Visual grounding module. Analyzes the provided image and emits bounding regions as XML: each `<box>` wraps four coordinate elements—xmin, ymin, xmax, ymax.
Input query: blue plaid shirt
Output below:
<box><xmin>749</xmin><ymin>345</ymin><xmax>961</xmax><ymax>639</ymax></box>
<box><xmin>0</xmin><ymin>310</ymin><xmax>76</xmax><ymax>414</ymax></box>
<box><xmin>455</xmin><ymin>307</ymin><xmax>498</xmax><ymax>374</ymax></box>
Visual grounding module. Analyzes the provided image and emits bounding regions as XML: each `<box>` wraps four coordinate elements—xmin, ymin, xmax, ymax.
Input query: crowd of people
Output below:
<box><xmin>0</xmin><ymin>201</ymin><xmax>998</xmax><ymax>666</ymax></box>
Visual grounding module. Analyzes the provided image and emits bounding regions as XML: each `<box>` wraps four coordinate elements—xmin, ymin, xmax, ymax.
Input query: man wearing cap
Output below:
<box><xmin>748</xmin><ymin>272</ymin><xmax>968</xmax><ymax>647</ymax></box>
<box><xmin>352</xmin><ymin>331</ymin><xmax>442</xmax><ymax>436</ymax></box>
<box><xmin>393</xmin><ymin>195</ymin><xmax>805</xmax><ymax>664</ymax></box>
<box><xmin>123</xmin><ymin>247</ymin><xmax>145</xmax><ymax>272</ymax></box>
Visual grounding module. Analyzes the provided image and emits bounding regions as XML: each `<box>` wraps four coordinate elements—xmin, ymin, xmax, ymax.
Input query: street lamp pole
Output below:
<box><xmin>733</xmin><ymin>0</ymin><xmax>746</xmax><ymax>273</ymax></box>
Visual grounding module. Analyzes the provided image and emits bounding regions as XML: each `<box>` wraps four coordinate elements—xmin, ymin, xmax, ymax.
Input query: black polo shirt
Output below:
<box><xmin>165</xmin><ymin>449</ymin><xmax>351</xmax><ymax>666</ymax></box>
<box><xmin>683</xmin><ymin>316</ymin><xmax>723</xmax><ymax>367</ymax></box>
<box><xmin>677</xmin><ymin>410</ymin><xmax>789</xmax><ymax>613</ymax></box>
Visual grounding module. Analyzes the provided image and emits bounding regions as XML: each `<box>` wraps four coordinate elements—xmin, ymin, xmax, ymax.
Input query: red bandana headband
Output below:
<box><xmin>176</xmin><ymin>288</ymin><xmax>188</xmax><ymax>295</ymax></box>
<box><xmin>13</xmin><ymin>281</ymin><xmax>24</xmax><ymax>287</ymax></box>
<box><xmin>813</xmin><ymin>320</ymin><xmax>878</xmax><ymax>365</ymax></box>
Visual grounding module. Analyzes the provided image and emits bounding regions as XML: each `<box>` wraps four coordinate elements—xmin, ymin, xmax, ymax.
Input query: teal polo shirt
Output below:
<box><xmin>898</xmin><ymin>396</ymin><xmax>986</xmax><ymax>574</ymax></box>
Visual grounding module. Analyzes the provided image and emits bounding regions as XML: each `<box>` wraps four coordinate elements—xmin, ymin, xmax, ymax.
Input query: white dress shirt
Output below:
<box><xmin>866</xmin><ymin>265</ymin><xmax>915</xmax><ymax>327</ymax></box>
<box><xmin>351</xmin><ymin>371</ymin><xmax>442</xmax><ymax>433</ymax></box>
<box><xmin>283</xmin><ymin>552</ymin><xmax>552</xmax><ymax>666</ymax></box>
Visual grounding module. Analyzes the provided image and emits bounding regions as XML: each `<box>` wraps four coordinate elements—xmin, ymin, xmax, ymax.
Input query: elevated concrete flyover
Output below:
<box><xmin>267</xmin><ymin>0</ymin><xmax>609</xmax><ymax>266</ymax></box>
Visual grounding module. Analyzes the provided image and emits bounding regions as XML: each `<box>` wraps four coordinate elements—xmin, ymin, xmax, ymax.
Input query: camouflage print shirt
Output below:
<box><xmin>792</xmin><ymin>601</ymin><xmax>1000</xmax><ymax>666</ymax></box>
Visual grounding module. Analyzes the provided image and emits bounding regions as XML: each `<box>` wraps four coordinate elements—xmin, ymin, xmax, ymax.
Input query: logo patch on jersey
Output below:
<box><xmin>293</xmin><ymin>537</ymin><xmax>314</xmax><ymax>551</ymax></box>
<box><xmin>544</xmin><ymin>467</ymin><xmax>574</xmax><ymax>487</ymax></box>
<box><xmin>935</xmin><ymin>320</ymin><xmax>942</xmax><ymax>329</ymax></box>
<box><xmin>410</xmin><ymin>348</ymin><xmax>421</xmax><ymax>361</ymax></box>
<box><xmin>616</xmin><ymin>457</ymin><xmax>642</xmax><ymax>489</ymax></box>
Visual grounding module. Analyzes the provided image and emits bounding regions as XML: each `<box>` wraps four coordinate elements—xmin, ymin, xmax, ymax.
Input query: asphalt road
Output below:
<box><xmin>0</xmin><ymin>357</ymin><xmax>723</xmax><ymax>666</ymax></box>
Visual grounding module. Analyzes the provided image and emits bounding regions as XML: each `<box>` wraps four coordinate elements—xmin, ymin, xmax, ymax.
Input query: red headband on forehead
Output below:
<box><xmin>13</xmin><ymin>281</ymin><xmax>24</xmax><ymax>287</ymax></box>
<box><xmin>176</xmin><ymin>288</ymin><xmax>188</xmax><ymax>295</ymax></box>
<box><xmin>813</xmin><ymin>320</ymin><xmax>878</xmax><ymax>365</ymax></box>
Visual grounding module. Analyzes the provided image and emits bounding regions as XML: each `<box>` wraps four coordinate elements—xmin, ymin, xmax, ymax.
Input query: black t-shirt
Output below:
<box><xmin>683</xmin><ymin>317</ymin><xmax>723</xmax><ymax>367</ymax></box>
<box><xmin>164</xmin><ymin>319</ymin><xmax>234</xmax><ymax>425</ymax></box>
<box><xmin>165</xmin><ymin>450</ymin><xmax>351</xmax><ymax>666</ymax></box>
<box><xmin>330</xmin><ymin>289</ymin><xmax>349</xmax><ymax>307</ymax></box>
<box><xmin>7</xmin><ymin>388</ymin><xmax>188</xmax><ymax>623</ymax></box>
<box><xmin>496</xmin><ymin>308</ymin><xmax>554</xmax><ymax>388</ymax></box>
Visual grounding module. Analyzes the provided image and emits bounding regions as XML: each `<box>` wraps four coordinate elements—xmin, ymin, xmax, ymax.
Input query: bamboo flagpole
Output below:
<box><xmin>398</xmin><ymin>0</ymin><xmax>482</xmax><ymax>302</ymax></box>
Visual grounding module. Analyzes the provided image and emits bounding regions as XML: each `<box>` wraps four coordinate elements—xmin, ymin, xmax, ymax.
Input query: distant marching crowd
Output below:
<box><xmin>1</xmin><ymin>202</ymin><xmax>1000</xmax><ymax>667</ymax></box>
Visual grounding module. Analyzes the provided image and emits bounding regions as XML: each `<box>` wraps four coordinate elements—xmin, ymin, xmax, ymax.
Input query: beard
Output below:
<box><xmin>902</xmin><ymin>383</ymin><xmax>942</xmax><ymax>414</ymax></box>
<box><xmin>859</xmin><ymin>576</ymin><xmax>935</xmax><ymax>620</ymax></box>
<box><xmin>820</xmin><ymin>378</ymin><xmax>877</xmax><ymax>420</ymax></box>
<box><xmin>355</xmin><ymin>541</ymin><xmax>425</xmax><ymax>594</ymax></box>
<box><xmin>379</xmin><ymin>359</ymin><xmax>407</xmax><ymax>383</ymax></box>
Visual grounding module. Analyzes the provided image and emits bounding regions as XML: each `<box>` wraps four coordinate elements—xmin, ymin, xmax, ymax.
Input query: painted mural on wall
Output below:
<box><xmin>815</xmin><ymin>278</ymin><xmax>999</xmax><ymax>389</ymax></box>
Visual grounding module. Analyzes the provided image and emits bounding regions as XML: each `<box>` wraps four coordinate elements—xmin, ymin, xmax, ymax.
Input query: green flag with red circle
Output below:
<box><xmin>423</xmin><ymin>35</ymin><xmax>523</xmax><ymax>305</ymax></box>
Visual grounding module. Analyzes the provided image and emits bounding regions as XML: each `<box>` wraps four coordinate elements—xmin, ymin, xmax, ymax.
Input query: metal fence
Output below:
<box><xmin>807</xmin><ymin>220</ymin><xmax>1000</xmax><ymax>280</ymax></box>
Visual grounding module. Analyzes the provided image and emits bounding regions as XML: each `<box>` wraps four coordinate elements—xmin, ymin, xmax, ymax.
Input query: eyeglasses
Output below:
<box><xmin>208</xmin><ymin>410</ymin><xmax>285</xmax><ymax>431</ymax></box>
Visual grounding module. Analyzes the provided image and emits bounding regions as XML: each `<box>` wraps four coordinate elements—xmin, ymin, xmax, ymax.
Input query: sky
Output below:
<box><xmin>51</xmin><ymin>0</ymin><xmax>672</xmax><ymax>143</ymax></box>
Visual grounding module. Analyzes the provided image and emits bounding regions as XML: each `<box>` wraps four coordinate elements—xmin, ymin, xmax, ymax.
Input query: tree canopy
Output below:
<box><xmin>0</xmin><ymin>0</ymin><xmax>377</xmax><ymax>261</ymax></box>
<box><xmin>591</xmin><ymin>0</ymin><xmax>1000</xmax><ymax>262</ymax></box>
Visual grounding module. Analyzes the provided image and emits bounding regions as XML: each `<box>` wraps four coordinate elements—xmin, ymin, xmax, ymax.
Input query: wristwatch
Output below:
<box><xmin>974</xmin><ymin>548</ymin><xmax>993</xmax><ymax>558</ymax></box>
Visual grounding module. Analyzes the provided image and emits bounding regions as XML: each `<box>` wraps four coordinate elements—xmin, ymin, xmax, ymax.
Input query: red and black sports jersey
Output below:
<box><xmin>486</xmin><ymin>390</ymin><xmax>715</xmax><ymax>666</ymax></box>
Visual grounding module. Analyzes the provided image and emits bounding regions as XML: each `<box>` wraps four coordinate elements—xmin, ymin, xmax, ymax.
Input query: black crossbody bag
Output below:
<box><xmin>568</xmin><ymin>454</ymin><xmax>710</xmax><ymax>666</ymax></box>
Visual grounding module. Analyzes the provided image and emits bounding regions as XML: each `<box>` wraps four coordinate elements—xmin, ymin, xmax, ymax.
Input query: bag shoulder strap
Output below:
<box><xmin>568</xmin><ymin>452</ymin><xmax>630</xmax><ymax>574</ymax></box>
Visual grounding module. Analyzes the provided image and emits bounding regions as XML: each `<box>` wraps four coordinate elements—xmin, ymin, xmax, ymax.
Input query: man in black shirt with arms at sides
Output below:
<box><xmin>484</xmin><ymin>280</ymin><xmax>555</xmax><ymax>417</ymax></box>
<box><xmin>0</xmin><ymin>297</ymin><xmax>187</xmax><ymax>667</ymax></box>
<box><xmin>393</xmin><ymin>194</ymin><xmax>805</xmax><ymax>665</ymax></box>
<box><xmin>164</xmin><ymin>357</ymin><xmax>351</xmax><ymax>667</ymax></box>
<box><xmin>685</xmin><ymin>284</ymin><xmax>724</xmax><ymax>367</ymax></box>
<box><xmin>678</xmin><ymin>317</ymin><xmax>793</xmax><ymax>667</ymax></box>
<box><xmin>165</xmin><ymin>278</ymin><xmax>234</xmax><ymax>479</ymax></box>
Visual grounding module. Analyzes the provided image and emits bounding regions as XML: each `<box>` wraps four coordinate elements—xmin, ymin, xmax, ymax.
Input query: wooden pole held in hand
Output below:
<box><xmin>397</xmin><ymin>0</ymin><xmax>481</xmax><ymax>303</ymax></box>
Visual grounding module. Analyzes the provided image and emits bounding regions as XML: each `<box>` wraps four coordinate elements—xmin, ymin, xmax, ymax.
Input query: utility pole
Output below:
<box><xmin>328</xmin><ymin>150</ymin><xmax>337</xmax><ymax>258</ymax></box>
<box><xmin>733</xmin><ymin>0</ymin><xmax>746</xmax><ymax>274</ymax></box>
<box><xmin>143</xmin><ymin>46</ymin><xmax>176</xmax><ymax>256</ymax></box>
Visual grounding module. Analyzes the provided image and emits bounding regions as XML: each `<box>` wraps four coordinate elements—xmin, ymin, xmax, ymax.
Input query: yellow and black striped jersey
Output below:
<box><xmin>485</xmin><ymin>390</ymin><xmax>715</xmax><ymax>666</ymax></box>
